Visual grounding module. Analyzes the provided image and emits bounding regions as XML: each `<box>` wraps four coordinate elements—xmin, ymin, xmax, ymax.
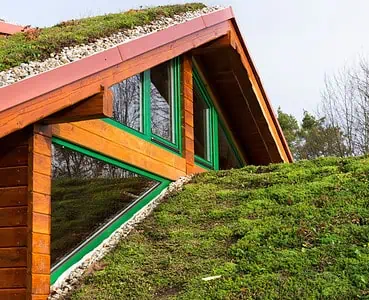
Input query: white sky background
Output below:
<box><xmin>2</xmin><ymin>0</ymin><xmax>369</xmax><ymax>120</ymax></box>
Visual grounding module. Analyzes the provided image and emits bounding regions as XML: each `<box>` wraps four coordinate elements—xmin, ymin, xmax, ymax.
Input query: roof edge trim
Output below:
<box><xmin>0</xmin><ymin>22</ymin><xmax>24</xmax><ymax>35</ymax></box>
<box><xmin>0</xmin><ymin>7</ymin><xmax>235</xmax><ymax>114</ymax></box>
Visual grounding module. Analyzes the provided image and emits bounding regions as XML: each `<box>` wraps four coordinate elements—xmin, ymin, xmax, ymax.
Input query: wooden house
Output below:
<box><xmin>0</xmin><ymin>5</ymin><xmax>292</xmax><ymax>299</ymax></box>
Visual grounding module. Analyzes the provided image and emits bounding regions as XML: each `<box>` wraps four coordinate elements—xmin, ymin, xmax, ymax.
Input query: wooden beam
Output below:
<box><xmin>226</xmin><ymin>20</ymin><xmax>292</xmax><ymax>162</ymax></box>
<box><xmin>191</xmin><ymin>34</ymin><xmax>232</xmax><ymax>55</ymax></box>
<box><xmin>42</xmin><ymin>88</ymin><xmax>112</xmax><ymax>124</ymax></box>
<box><xmin>52</xmin><ymin>120</ymin><xmax>187</xmax><ymax>181</ymax></box>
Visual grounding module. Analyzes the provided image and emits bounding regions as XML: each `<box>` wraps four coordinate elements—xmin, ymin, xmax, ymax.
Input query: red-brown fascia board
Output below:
<box><xmin>229</xmin><ymin>9</ymin><xmax>293</xmax><ymax>162</ymax></box>
<box><xmin>0</xmin><ymin>8</ymin><xmax>234</xmax><ymax>113</ymax></box>
<box><xmin>0</xmin><ymin>22</ymin><xmax>24</xmax><ymax>35</ymax></box>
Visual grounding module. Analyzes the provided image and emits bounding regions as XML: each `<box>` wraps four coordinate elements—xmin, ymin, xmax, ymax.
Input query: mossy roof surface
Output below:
<box><xmin>0</xmin><ymin>3</ymin><xmax>205</xmax><ymax>72</ymax></box>
<box><xmin>72</xmin><ymin>156</ymin><xmax>369</xmax><ymax>299</ymax></box>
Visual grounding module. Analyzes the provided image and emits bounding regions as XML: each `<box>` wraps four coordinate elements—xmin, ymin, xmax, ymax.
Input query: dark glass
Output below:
<box><xmin>194</xmin><ymin>85</ymin><xmax>209</xmax><ymax>160</ymax></box>
<box><xmin>218</xmin><ymin>124</ymin><xmax>240</xmax><ymax>170</ymax></box>
<box><xmin>150</xmin><ymin>62</ymin><xmax>173</xmax><ymax>142</ymax></box>
<box><xmin>51</xmin><ymin>144</ymin><xmax>159</xmax><ymax>267</ymax></box>
<box><xmin>110</xmin><ymin>74</ymin><xmax>142</xmax><ymax>132</ymax></box>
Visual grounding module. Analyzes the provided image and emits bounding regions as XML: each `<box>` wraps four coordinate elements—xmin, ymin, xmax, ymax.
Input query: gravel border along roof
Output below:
<box><xmin>0</xmin><ymin>6</ymin><xmax>220</xmax><ymax>88</ymax></box>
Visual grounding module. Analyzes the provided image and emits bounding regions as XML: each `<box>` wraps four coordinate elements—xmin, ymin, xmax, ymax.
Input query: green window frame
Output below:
<box><xmin>50</xmin><ymin>137</ymin><xmax>171</xmax><ymax>285</ymax></box>
<box><xmin>104</xmin><ymin>57</ymin><xmax>182</xmax><ymax>155</ymax></box>
<box><xmin>218</xmin><ymin>120</ymin><xmax>244</xmax><ymax>169</ymax></box>
<box><xmin>193</xmin><ymin>66</ymin><xmax>245</xmax><ymax>170</ymax></box>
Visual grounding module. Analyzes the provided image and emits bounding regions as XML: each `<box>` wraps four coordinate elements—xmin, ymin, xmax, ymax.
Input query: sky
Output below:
<box><xmin>2</xmin><ymin>0</ymin><xmax>369</xmax><ymax>120</ymax></box>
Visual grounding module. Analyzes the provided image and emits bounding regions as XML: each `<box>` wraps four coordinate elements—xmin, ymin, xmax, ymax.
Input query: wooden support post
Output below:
<box><xmin>27</xmin><ymin>124</ymin><xmax>52</xmax><ymax>299</ymax></box>
<box><xmin>182</xmin><ymin>55</ymin><xmax>196</xmax><ymax>174</ymax></box>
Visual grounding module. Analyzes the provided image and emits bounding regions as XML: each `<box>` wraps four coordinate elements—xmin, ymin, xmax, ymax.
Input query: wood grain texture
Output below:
<box><xmin>28</xmin><ymin>274</ymin><xmax>50</xmax><ymax>295</ymax></box>
<box><xmin>27</xmin><ymin>125</ymin><xmax>52</xmax><ymax>299</ymax></box>
<box><xmin>52</xmin><ymin>120</ymin><xmax>187</xmax><ymax>180</ymax></box>
<box><xmin>43</xmin><ymin>90</ymin><xmax>112</xmax><ymax>124</ymax></box>
<box><xmin>0</xmin><ymin>207</ymin><xmax>27</xmax><ymax>227</ymax></box>
<box><xmin>0</xmin><ymin>288</ymin><xmax>27</xmax><ymax>300</ymax></box>
<box><xmin>0</xmin><ymin>167</ymin><xmax>28</xmax><ymax>188</ymax></box>
<box><xmin>0</xmin><ymin>248</ymin><xmax>27</xmax><ymax>268</ymax></box>
<box><xmin>30</xmin><ymin>153</ymin><xmax>51</xmax><ymax>177</ymax></box>
<box><xmin>0</xmin><ymin>268</ymin><xmax>26</xmax><ymax>288</ymax></box>
<box><xmin>30</xmin><ymin>233</ymin><xmax>50</xmax><ymax>255</ymax></box>
<box><xmin>0</xmin><ymin>187</ymin><xmax>28</xmax><ymax>208</ymax></box>
<box><xmin>30</xmin><ymin>214</ymin><xmax>50</xmax><ymax>235</ymax></box>
<box><xmin>32</xmin><ymin>193</ymin><xmax>51</xmax><ymax>215</ymax></box>
<box><xmin>182</xmin><ymin>55</ymin><xmax>195</xmax><ymax>174</ymax></box>
<box><xmin>0</xmin><ymin>228</ymin><xmax>27</xmax><ymax>247</ymax></box>
<box><xmin>31</xmin><ymin>254</ymin><xmax>50</xmax><ymax>275</ymax></box>
<box><xmin>0</xmin><ymin>145</ymin><xmax>28</xmax><ymax>168</ymax></box>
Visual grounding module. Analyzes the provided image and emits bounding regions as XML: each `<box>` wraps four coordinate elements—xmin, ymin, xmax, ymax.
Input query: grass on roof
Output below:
<box><xmin>0</xmin><ymin>3</ymin><xmax>205</xmax><ymax>72</ymax></box>
<box><xmin>71</xmin><ymin>156</ymin><xmax>369</xmax><ymax>299</ymax></box>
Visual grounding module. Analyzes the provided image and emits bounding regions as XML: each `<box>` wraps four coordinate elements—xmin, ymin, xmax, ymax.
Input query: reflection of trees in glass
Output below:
<box><xmin>218</xmin><ymin>124</ymin><xmax>239</xmax><ymax>170</ymax></box>
<box><xmin>51</xmin><ymin>144</ymin><xmax>159</xmax><ymax>267</ymax></box>
<box><xmin>52</xmin><ymin>145</ymin><xmax>131</xmax><ymax>179</ymax></box>
<box><xmin>151</xmin><ymin>62</ymin><xmax>173</xmax><ymax>142</ymax></box>
<box><xmin>110</xmin><ymin>74</ymin><xmax>141</xmax><ymax>132</ymax></box>
<box><xmin>194</xmin><ymin>86</ymin><xmax>209</xmax><ymax>160</ymax></box>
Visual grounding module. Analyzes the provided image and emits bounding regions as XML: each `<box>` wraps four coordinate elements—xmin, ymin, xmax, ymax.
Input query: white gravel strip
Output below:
<box><xmin>48</xmin><ymin>175</ymin><xmax>194</xmax><ymax>300</ymax></box>
<box><xmin>0</xmin><ymin>6</ymin><xmax>221</xmax><ymax>88</ymax></box>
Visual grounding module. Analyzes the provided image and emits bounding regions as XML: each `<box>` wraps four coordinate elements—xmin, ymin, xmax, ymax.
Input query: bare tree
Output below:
<box><xmin>111</xmin><ymin>74</ymin><xmax>141</xmax><ymax>131</ymax></box>
<box><xmin>320</xmin><ymin>56</ymin><xmax>369</xmax><ymax>156</ymax></box>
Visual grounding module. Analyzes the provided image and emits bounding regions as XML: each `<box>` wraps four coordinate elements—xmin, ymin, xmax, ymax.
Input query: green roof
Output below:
<box><xmin>72</xmin><ymin>156</ymin><xmax>369</xmax><ymax>299</ymax></box>
<box><xmin>0</xmin><ymin>3</ymin><xmax>205</xmax><ymax>72</ymax></box>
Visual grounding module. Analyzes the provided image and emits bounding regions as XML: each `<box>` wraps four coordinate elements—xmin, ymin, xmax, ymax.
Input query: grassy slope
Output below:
<box><xmin>0</xmin><ymin>3</ymin><xmax>205</xmax><ymax>72</ymax></box>
<box><xmin>73</xmin><ymin>156</ymin><xmax>369</xmax><ymax>299</ymax></box>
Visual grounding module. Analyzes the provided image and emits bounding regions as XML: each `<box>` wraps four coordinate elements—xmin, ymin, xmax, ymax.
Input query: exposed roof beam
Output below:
<box><xmin>42</xmin><ymin>88</ymin><xmax>112</xmax><ymax>125</ymax></box>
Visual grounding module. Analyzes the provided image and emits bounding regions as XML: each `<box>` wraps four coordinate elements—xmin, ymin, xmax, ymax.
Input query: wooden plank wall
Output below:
<box><xmin>182</xmin><ymin>55</ymin><xmax>196</xmax><ymax>174</ymax></box>
<box><xmin>0</xmin><ymin>125</ymin><xmax>51</xmax><ymax>299</ymax></box>
<box><xmin>27</xmin><ymin>125</ymin><xmax>52</xmax><ymax>299</ymax></box>
<box><xmin>0</xmin><ymin>129</ymin><xmax>29</xmax><ymax>299</ymax></box>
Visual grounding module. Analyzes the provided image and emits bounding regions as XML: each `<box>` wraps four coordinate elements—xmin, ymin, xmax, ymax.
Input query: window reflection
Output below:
<box><xmin>51</xmin><ymin>144</ymin><xmax>159</xmax><ymax>266</ymax></box>
<box><xmin>150</xmin><ymin>62</ymin><xmax>173</xmax><ymax>142</ymax></box>
<box><xmin>110</xmin><ymin>74</ymin><xmax>142</xmax><ymax>132</ymax></box>
<box><xmin>194</xmin><ymin>85</ymin><xmax>209</xmax><ymax>160</ymax></box>
<box><xmin>218</xmin><ymin>124</ymin><xmax>240</xmax><ymax>170</ymax></box>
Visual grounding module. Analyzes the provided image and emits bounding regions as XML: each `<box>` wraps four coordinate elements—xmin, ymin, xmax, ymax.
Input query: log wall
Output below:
<box><xmin>0</xmin><ymin>125</ymin><xmax>51</xmax><ymax>300</ymax></box>
<box><xmin>0</xmin><ymin>130</ymin><xmax>29</xmax><ymax>299</ymax></box>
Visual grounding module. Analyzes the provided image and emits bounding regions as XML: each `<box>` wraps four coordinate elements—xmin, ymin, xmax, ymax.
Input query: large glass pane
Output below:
<box><xmin>110</xmin><ymin>74</ymin><xmax>142</xmax><ymax>132</ymax></box>
<box><xmin>150</xmin><ymin>61</ymin><xmax>173</xmax><ymax>142</ymax></box>
<box><xmin>218</xmin><ymin>124</ymin><xmax>240</xmax><ymax>170</ymax></box>
<box><xmin>194</xmin><ymin>85</ymin><xmax>209</xmax><ymax>160</ymax></box>
<box><xmin>51</xmin><ymin>143</ymin><xmax>159</xmax><ymax>267</ymax></box>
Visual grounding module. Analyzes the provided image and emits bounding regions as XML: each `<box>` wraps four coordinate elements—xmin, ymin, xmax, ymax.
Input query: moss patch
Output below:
<box><xmin>72</xmin><ymin>156</ymin><xmax>369</xmax><ymax>299</ymax></box>
<box><xmin>0</xmin><ymin>3</ymin><xmax>205</xmax><ymax>72</ymax></box>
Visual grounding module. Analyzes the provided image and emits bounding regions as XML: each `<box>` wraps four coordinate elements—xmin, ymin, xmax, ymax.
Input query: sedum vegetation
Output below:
<box><xmin>73</xmin><ymin>156</ymin><xmax>369</xmax><ymax>299</ymax></box>
<box><xmin>0</xmin><ymin>3</ymin><xmax>205</xmax><ymax>72</ymax></box>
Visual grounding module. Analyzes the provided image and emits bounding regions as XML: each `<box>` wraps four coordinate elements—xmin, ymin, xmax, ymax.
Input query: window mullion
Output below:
<box><xmin>212</xmin><ymin>108</ymin><xmax>220</xmax><ymax>170</ymax></box>
<box><xmin>142</xmin><ymin>70</ymin><xmax>151</xmax><ymax>136</ymax></box>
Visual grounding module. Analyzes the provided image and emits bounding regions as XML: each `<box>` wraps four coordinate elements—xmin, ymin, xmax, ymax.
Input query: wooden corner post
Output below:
<box><xmin>27</xmin><ymin>124</ymin><xmax>52</xmax><ymax>299</ymax></box>
<box><xmin>182</xmin><ymin>54</ymin><xmax>195</xmax><ymax>174</ymax></box>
